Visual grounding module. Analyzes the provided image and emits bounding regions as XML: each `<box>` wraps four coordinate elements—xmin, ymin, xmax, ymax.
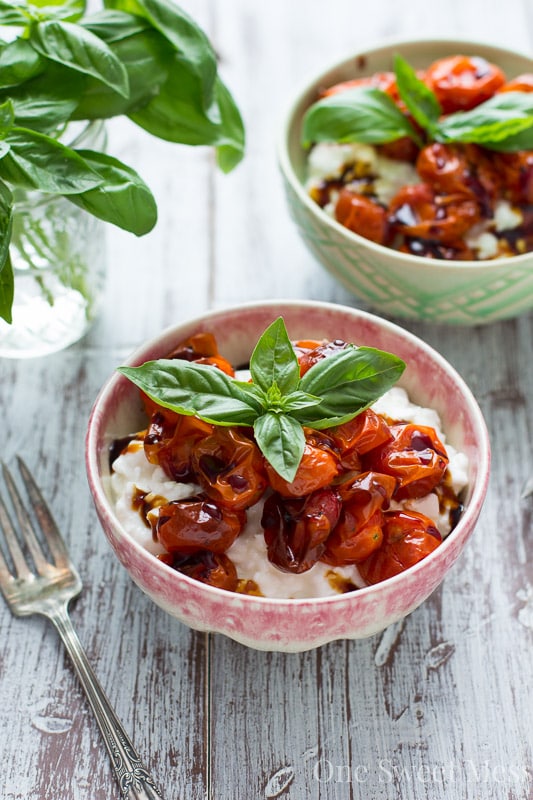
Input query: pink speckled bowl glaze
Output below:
<box><xmin>86</xmin><ymin>301</ymin><xmax>490</xmax><ymax>652</ymax></box>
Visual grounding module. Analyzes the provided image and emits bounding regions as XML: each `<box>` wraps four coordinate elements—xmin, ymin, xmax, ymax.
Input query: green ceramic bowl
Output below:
<box><xmin>279</xmin><ymin>38</ymin><xmax>533</xmax><ymax>325</ymax></box>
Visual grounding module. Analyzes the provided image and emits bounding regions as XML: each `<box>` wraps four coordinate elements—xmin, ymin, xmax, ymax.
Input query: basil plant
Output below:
<box><xmin>0</xmin><ymin>0</ymin><xmax>245</xmax><ymax>323</ymax></box>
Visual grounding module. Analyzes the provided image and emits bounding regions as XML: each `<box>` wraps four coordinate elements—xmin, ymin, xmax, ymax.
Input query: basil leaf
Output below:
<box><xmin>0</xmin><ymin>1</ymin><xmax>29</xmax><ymax>26</ymax></box>
<box><xmin>129</xmin><ymin>61</ymin><xmax>244</xmax><ymax>167</ymax></box>
<box><xmin>436</xmin><ymin>91</ymin><xmax>533</xmax><ymax>146</ymax></box>
<box><xmin>67</xmin><ymin>149</ymin><xmax>157</xmax><ymax>234</ymax></box>
<box><xmin>0</xmin><ymin>180</ymin><xmax>13</xmax><ymax>323</ymax></box>
<box><xmin>302</xmin><ymin>86</ymin><xmax>422</xmax><ymax>147</ymax></box>
<box><xmin>72</xmin><ymin>28</ymin><xmax>173</xmax><ymax>120</ymax></box>
<box><xmin>3</xmin><ymin>62</ymin><xmax>85</xmax><ymax>132</ymax></box>
<box><xmin>105</xmin><ymin>0</ymin><xmax>217</xmax><ymax>112</ymax></box>
<box><xmin>0</xmin><ymin>39</ymin><xmax>45</xmax><ymax>90</ymax></box>
<box><xmin>297</xmin><ymin>345</ymin><xmax>405</xmax><ymax>428</ymax></box>
<box><xmin>394</xmin><ymin>53</ymin><xmax>441</xmax><ymax>133</ymax></box>
<box><xmin>118</xmin><ymin>359</ymin><xmax>262</xmax><ymax>426</ymax></box>
<box><xmin>279</xmin><ymin>390</ymin><xmax>322</xmax><ymax>413</ymax></box>
<box><xmin>250</xmin><ymin>317</ymin><xmax>300</xmax><ymax>394</ymax></box>
<box><xmin>212</xmin><ymin>78</ymin><xmax>246</xmax><ymax>173</ymax></box>
<box><xmin>253</xmin><ymin>412</ymin><xmax>305</xmax><ymax>482</ymax></box>
<box><xmin>29</xmin><ymin>20</ymin><xmax>130</xmax><ymax>98</ymax></box>
<box><xmin>30</xmin><ymin>0</ymin><xmax>86</xmax><ymax>23</ymax></box>
<box><xmin>0</xmin><ymin>127</ymin><xmax>103</xmax><ymax>193</ymax></box>
<box><xmin>82</xmin><ymin>10</ymin><xmax>150</xmax><ymax>43</ymax></box>
<box><xmin>482</xmin><ymin>127</ymin><xmax>533</xmax><ymax>152</ymax></box>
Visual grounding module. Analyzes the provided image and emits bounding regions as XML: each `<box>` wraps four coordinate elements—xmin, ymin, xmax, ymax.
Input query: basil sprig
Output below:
<box><xmin>119</xmin><ymin>317</ymin><xmax>406</xmax><ymax>482</ymax></box>
<box><xmin>0</xmin><ymin>0</ymin><xmax>245</xmax><ymax>323</ymax></box>
<box><xmin>302</xmin><ymin>52</ymin><xmax>533</xmax><ymax>153</ymax></box>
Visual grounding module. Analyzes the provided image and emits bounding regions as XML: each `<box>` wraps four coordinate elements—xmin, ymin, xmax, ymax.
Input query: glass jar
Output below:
<box><xmin>0</xmin><ymin>121</ymin><xmax>108</xmax><ymax>358</ymax></box>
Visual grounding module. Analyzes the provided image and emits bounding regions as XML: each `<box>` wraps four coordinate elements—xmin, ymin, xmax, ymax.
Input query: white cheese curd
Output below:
<box><xmin>493</xmin><ymin>199</ymin><xmax>523</xmax><ymax>232</ymax></box>
<box><xmin>111</xmin><ymin>443</ymin><xmax>200</xmax><ymax>556</ymax></box>
<box><xmin>466</xmin><ymin>229</ymin><xmax>499</xmax><ymax>260</ymax></box>
<box><xmin>306</xmin><ymin>142</ymin><xmax>419</xmax><ymax>206</ymax></box>
<box><xmin>110</xmin><ymin>386</ymin><xmax>469</xmax><ymax>598</ymax></box>
<box><xmin>307</xmin><ymin>142</ymin><xmax>377</xmax><ymax>181</ymax></box>
<box><xmin>464</xmin><ymin>201</ymin><xmax>523</xmax><ymax>260</ymax></box>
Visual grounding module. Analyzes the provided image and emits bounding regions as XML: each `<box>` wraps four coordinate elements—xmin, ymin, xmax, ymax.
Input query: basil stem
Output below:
<box><xmin>0</xmin><ymin>180</ymin><xmax>13</xmax><ymax>323</ymax></box>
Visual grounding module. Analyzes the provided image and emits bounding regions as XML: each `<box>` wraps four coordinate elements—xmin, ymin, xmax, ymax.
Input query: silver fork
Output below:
<box><xmin>0</xmin><ymin>457</ymin><xmax>163</xmax><ymax>800</ymax></box>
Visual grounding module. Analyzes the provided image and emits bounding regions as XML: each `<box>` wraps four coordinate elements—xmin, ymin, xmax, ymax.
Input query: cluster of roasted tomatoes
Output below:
<box><xmin>312</xmin><ymin>55</ymin><xmax>533</xmax><ymax>260</ymax></box>
<box><xmin>132</xmin><ymin>332</ymin><xmax>459</xmax><ymax>593</ymax></box>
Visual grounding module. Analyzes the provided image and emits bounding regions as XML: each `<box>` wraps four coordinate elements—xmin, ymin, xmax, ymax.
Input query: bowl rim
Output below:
<box><xmin>278</xmin><ymin>35</ymin><xmax>533</xmax><ymax>271</ymax></box>
<box><xmin>86</xmin><ymin>299</ymin><xmax>491</xmax><ymax>607</ymax></box>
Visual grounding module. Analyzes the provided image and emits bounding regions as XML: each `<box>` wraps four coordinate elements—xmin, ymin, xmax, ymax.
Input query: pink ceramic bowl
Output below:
<box><xmin>86</xmin><ymin>301</ymin><xmax>490</xmax><ymax>652</ymax></box>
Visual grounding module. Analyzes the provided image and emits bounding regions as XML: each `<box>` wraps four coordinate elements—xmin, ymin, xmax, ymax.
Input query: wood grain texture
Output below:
<box><xmin>1</xmin><ymin>1</ymin><xmax>533</xmax><ymax>798</ymax></box>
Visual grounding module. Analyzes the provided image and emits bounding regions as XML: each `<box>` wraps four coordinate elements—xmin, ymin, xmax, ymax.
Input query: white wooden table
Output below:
<box><xmin>1</xmin><ymin>1</ymin><xmax>533</xmax><ymax>798</ymax></box>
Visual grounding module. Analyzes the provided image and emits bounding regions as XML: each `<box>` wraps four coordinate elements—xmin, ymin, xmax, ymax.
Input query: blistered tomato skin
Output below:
<box><xmin>499</xmin><ymin>73</ymin><xmax>533</xmax><ymax>93</ymax></box>
<box><xmin>322</xmin><ymin>471</ymin><xmax>397</xmax><ymax>564</ymax></box>
<box><xmin>165</xmin><ymin>331</ymin><xmax>236</xmax><ymax>376</ymax></box>
<box><xmin>262</xmin><ymin>487</ymin><xmax>342</xmax><ymax>573</ymax></box>
<box><xmin>493</xmin><ymin>150</ymin><xmax>533</xmax><ymax>205</ymax></box>
<box><xmin>144</xmin><ymin>412</ymin><xmax>213</xmax><ymax>482</ymax></box>
<box><xmin>330</xmin><ymin>408</ymin><xmax>393</xmax><ymax>468</ymax></box>
<box><xmin>265</xmin><ymin>431</ymin><xmax>340</xmax><ymax>498</ymax></box>
<box><xmin>320</xmin><ymin>71</ymin><xmax>399</xmax><ymax>99</ymax></box>
<box><xmin>389</xmin><ymin>183</ymin><xmax>481</xmax><ymax>245</ymax></box>
<box><xmin>416</xmin><ymin>143</ymin><xmax>471</xmax><ymax>195</ymax></box>
<box><xmin>335</xmin><ymin>190</ymin><xmax>389</xmax><ymax>244</ymax></box>
<box><xmin>192</xmin><ymin>427</ymin><xmax>268</xmax><ymax>511</ymax></box>
<box><xmin>366</xmin><ymin>422</ymin><xmax>449</xmax><ymax>500</ymax></box>
<box><xmin>296</xmin><ymin>339</ymin><xmax>347</xmax><ymax>376</ymax></box>
<box><xmin>154</xmin><ymin>495</ymin><xmax>246</xmax><ymax>555</ymax></box>
<box><xmin>358</xmin><ymin>510</ymin><xmax>442</xmax><ymax>584</ymax></box>
<box><xmin>175</xmin><ymin>551</ymin><xmax>239</xmax><ymax>591</ymax></box>
<box><xmin>425</xmin><ymin>55</ymin><xmax>505</xmax><ymax>113</ymax></box>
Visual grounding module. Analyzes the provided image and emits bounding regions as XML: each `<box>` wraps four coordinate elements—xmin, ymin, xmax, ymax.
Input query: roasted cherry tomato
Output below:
<box><xmin>389</xmin><ymin>183</ymin><xmax>481</xmax><ymax>244</ymax></box>
<box><xmin>167</xmin><ymin>332</ymin><xmax>219</xmax><ymax>360</ymax></box>
<box><xmin>416</xmin><ymin>143</ymin><xmax>471</xmax><ymax>195</ymax></box>
<box><xmin>166</xmin><ymin>332</ymin><xmax>235</xmax><ymax>376</ymax></box>
<box><xmin>499</xmin><ymin>73</ymin><xmax>533</xmax><ymax>93</ymax></box>
<box><xmin>295</xmin><ymin>339</ymin><xmax>347</xmax><ymax>376</ymax></box>
<box><xmin>192</xmin><ymin>427</ymin><xmax>267</xmax><ymax>510</ymax></box>
<box><xmin>329</xmin><ymin>408</ymin><xmax>393</xmax><ymax>469</ymax></box>
<box><xmin>320</xmin><ymin>71</ymin><xmax>399</xmax><ymax>99</ymax></box>
<box><xmin>175</xmin><ymin>551</ymin><xmax>239</xmax><ymax>591</ymax></box>
<box><xmin>416</xmin><ymin>143</ymin><xmax>499</xmax><ymax>210</ymax></box>
<box><xmin>335</xmin><ymin>190</ymin><xmax>389</xmax><ymax>244</ymax></box>
<box><xmin>366</xmin><ymin>422</ymin><xmax>449</xmax><ymax>500</ymax></box>
<box><xmin>377</xmin><ymin>137</ymin><xmax>420</xmax><ymax>163</ymax></box>
<box><xmin>154</xmin><ymin>495</ymin><xmax>246</xmax><ymax>555</ymax></box>
<box><xmin>262</xmin><ymin>487</ymin><xmax>342</xmax><ymax>573</ymax></box>
<box><xmin>492</xmin><ymin>150</ymin><xmax>533</xmax><ymax>204</ymax></box>
<box><xmin>358</xmin><ymin>510</ymin><xmax>442</xmax><ymax>584</ymax></box>
<box><xmin>144</xmin><ymin>412</ymin><xmax>213</xmax><ymax>482</ymax></box>
<box><xmin>322</xmin><ymin>471</ymin><xmax>397</xmax><ymax>564</ymax></box>
<box><xmin>425</xmin><ymin>55</ymin><xmax>505</xmax><ymax>113</ymax></box>
<box><xmin>265</xmin><ymin>430</ymin><xmax>340</xmax><ymax>498</ymax></box>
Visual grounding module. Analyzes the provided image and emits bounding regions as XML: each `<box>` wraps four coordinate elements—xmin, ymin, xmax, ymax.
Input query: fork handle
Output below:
<box><xmin>50</xmin><ymin>605</ymin><xmax>163</xmax><ymax>799</ymax></box>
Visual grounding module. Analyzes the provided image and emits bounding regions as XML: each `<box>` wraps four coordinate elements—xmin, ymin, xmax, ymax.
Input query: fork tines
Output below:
<box><xmin>0</xmin><ymin>457</ymin><xmax>70</xmax><ymax>582</ymax></box>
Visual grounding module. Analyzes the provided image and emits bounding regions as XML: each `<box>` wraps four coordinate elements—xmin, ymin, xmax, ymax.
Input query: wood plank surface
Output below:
<box><xmin>1</xmin><ymin>1</ymin><xmax>533</xmax><ymax>799</ymax></box>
